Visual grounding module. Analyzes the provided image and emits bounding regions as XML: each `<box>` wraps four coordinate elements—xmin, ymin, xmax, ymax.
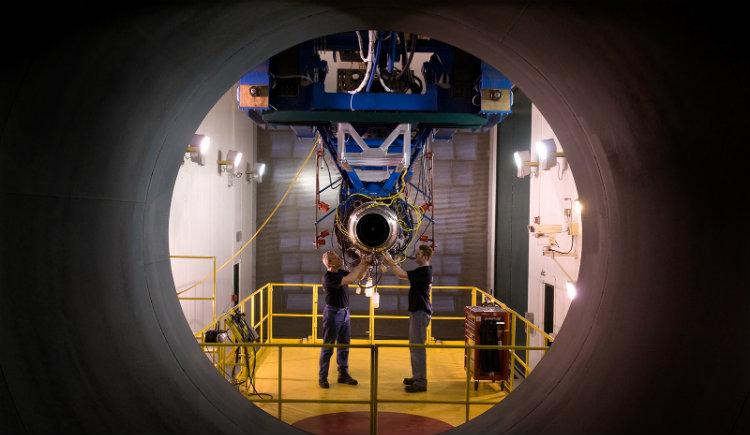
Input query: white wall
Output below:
<box><xmin>169</xmin><ymin>86</ymin><xmax>258</xmax><ymax>333</ymax></box>
<box><xmin>527</xmin><ymin>104</ymin><xmax>582</xmax><ymax>366</ymax></box>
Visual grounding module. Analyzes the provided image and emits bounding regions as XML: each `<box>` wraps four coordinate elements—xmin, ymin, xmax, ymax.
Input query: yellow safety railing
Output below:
<box><xmin>196</xmin><ymin>283</ymin><xmax>274</xmax><ymax>375</ymax></box>
<box><xmin>194</xmin><ymin>282</ymin><xmax>554</xmax><ymax>402</ymax></box>
<box><xmin>253</xmin><ymin>283</ymin><xmax>554</xmax><ymax>383</ymax></box>
<box><xmin>198</xmin><ymin>340</ymin><xmax>550</xmax><ymax>435</ymax></box>
<box><xmin>472</xmin><ymin>287</ymin><xmax>554</xmax><ymax>380</ymax></box>
<box><xmin>171</xmin><ymin>255</ymin><xmax>217</xmax><ymax>329</ymax></box>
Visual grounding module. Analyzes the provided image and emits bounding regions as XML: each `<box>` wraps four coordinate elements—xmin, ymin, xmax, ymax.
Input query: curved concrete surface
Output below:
<box><xmin>1</xmin><ymin>2</ymin><xmax>748</xmax><ymax>434</ymax></box>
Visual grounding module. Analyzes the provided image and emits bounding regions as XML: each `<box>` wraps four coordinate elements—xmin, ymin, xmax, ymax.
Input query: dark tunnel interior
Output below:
<box><xmin>1</xmin><ymin>1</ymin><xmax>748</xmax><ymax>434</ymax></box>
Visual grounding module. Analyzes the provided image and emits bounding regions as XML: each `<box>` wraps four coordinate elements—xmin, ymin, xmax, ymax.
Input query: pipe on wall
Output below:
<box><xmin>0</xmin><ymin>1</ymin><xmax>747</xmax><ymax>434</ymax></box>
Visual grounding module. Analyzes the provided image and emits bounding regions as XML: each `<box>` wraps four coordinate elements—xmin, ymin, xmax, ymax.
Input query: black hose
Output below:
<box><xmin>394</xmin><ymin>33</ymin><xmax>416</xmax><ymax>80</ymax></box>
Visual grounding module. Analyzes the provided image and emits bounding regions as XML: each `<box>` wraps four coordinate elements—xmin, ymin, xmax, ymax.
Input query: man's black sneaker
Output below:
<box><xmin>403</xmin><ymin>377</ymin><xmax>415</xmax><ymax>385</ymax></box>
<box><xmin>319</xmin><ymin>379</ymin><xmax>330</xmax><ymax>389</ymax></box>
<box><xmin>405</xmin><ymin>384</ymin><xmax>427</xmax><ymax>393</ymax></box>
<box><xmin>337</xmin><ymin>373</ymin><xmax>358</xmax><ymax>385</ymax></box>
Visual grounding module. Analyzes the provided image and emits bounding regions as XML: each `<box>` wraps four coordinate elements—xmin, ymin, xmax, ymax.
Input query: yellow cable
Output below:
<box><xmin>177</xmin><ymin>138</ymin><xmax>318</xmax><ymax>295</ymax></box>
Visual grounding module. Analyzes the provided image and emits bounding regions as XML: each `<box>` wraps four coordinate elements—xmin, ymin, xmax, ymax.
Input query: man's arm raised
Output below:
<box><xmin>383</xmin><ymin>253</ymin><xmax>409</xmax><ymax>281</ymax></box>
<box><xmin>341</xmin><ymin>256</ymin><xmax>371</xmax><ymax>286</ymax></box>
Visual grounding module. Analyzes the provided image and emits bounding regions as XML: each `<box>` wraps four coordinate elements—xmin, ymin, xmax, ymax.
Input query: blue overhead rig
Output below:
<box><xmin>237</xmin><ymin>30</ymin><xmax>513</xmax><ymax>267</ymax></box>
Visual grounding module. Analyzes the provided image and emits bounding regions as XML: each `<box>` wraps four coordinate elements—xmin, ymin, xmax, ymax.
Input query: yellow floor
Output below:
<box><xmin>231</xmin><ymin>342</ymin><xmax>508</xmax><ymax>428</ymax></box>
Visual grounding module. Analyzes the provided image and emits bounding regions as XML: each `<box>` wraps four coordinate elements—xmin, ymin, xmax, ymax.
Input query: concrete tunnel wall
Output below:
<box><xmin>1</xmin><ymin>1</ymin><xmax>748</xmax><ymax>434</ymax></box>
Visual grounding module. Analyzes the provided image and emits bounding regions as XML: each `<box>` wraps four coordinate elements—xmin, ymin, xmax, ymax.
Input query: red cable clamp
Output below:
<box><xmin>418</xmin><ymin>202</ymin><xmax>433</xmax><ymax>213</ymax></box>
<box><xmin>314</xmin><ymin>229</ymin><xmax>330</xmax><ymax>249</ymax></box>
<box><xmin>317</xmin><ymin>201</ymin><xmax>330</xmax><ymax>212</ymax></box>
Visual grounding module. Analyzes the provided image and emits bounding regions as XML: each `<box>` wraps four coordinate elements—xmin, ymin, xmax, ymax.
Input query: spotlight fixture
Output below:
<box><xmin>566</xmin><ymin>281</ymin><xmax>577</xmax><ymax>300</ymax></box>
<box><xmin>535</xmin><ymin>139</ymin><xmax>565</xmax><ymax>170</ymax></box>
<box><xmin>513</xmin><ymin>150</ymin><xmax>539</xmax><ymax>178</ymax></box>
<box><xmin>218</xmin><ymin>150</ymin><xmax>243</xmax><ymax>173</ymax></box>
<box><xmin>186</xmin><ymin>134</ymin><xmax>210</xmax><ymax>165</ymax></box>
<box><xmin>246</xmin><ymin>162</ymin><xmax>267</xmax><ymax>183</ymax></box>
<box><xmin>218</xmin><ymin>150</ymin><xmax>243</xmax><ymax>186</ymax></box>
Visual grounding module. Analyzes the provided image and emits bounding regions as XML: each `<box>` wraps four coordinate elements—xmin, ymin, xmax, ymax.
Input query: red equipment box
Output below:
<box><xmin>464</xmin><ymin>305</ymin><xmax>511</xmax><ymax>390</ymax></box>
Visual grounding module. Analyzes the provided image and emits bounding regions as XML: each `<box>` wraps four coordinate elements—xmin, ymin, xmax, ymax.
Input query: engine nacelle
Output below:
<box><xmin>346</xmin><ymin>204</ymin><xmax>399</xmax><ymax>253</ymax></box>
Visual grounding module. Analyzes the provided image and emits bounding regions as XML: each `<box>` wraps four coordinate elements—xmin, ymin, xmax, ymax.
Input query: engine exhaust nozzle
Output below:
<box><xmin>347</xmin><ymin>204</ymin><xmax>399</xmax><ymax>253</ymax></box>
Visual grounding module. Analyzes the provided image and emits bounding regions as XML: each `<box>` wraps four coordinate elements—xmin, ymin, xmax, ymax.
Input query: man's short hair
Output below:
<box><xmin>418</xmin><ymin>244</ymin><xmax>433</xmax><ymax>260</ymax></box>
<box><xmin>322</xmin><ymin>250</ymin><xmax>337</xmax><ymax>262</ymax></box>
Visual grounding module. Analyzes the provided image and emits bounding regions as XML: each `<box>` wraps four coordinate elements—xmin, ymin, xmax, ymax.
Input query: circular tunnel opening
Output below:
<box><xmin>169</xmin><ymin>27</ymin><xmax>581</xmax><ymax>431</ymax></box>
<box><xmin>3</xmin><ymin>3</ymin><xmax>745</xmax><ymax>435</ymax></box>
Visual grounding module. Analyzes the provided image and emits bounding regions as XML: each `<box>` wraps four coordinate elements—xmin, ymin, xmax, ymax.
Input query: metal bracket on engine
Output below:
<box><xmin>337</xmin><ymin>122</ymin><xmax>411</xmax><ymax>171</ymax></box>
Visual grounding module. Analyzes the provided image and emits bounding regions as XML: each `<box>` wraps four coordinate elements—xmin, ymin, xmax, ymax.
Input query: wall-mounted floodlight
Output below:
<box><xmin>186</xmin><ymin>134</ymin><xmax>210</xmax><ymax>165</ymax></box>
<box><xmin>246</xmin><ymin>162</ymin><xmax>267</xmax><ymax>183</ymax></box>
<box><xmin>566</xmin><ymin>281</ymin><xmax>578</xmax><ymax>299</ymax></box>
<box><xmin>513</xmin><ymin>150</ymin><xmax>539</xmax><ymax>178</ymax></box>
<box><xmin>218</xmin><ymin>150</ymin><xmax>243</xmax><ymax>174</ymax></box>
<box><xmin>535</xmin><ymin>139</ymin><xmax>565</xmax><ymax>170</ymax></box>
<box><xmin>218</xmin><ymin>150</ymin><xmax>243</xmax><ymax>186</ymax></box>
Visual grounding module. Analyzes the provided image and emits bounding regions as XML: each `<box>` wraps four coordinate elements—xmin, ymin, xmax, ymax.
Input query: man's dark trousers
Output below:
<box><xmin>319</xmin><ymin>305</ymin><xmax>351</xmax><ymax>380</ymax></box>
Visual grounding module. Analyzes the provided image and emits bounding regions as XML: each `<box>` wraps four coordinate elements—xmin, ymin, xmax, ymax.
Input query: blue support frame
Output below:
<box><xmin>311</xmin><ymin>84</ymin><xmax>438</xmax><ymax>111</ymax></box>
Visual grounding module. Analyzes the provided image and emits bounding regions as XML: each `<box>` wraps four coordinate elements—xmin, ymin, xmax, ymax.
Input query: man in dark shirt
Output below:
<box><xmin>318</xmin><ymin>250</ymin><xmax>370</xmax><ymax>389</ymax></box>
<box><xmin>384</xmin><ymin>245</ymin><xmax>433</xmax><ymax>392</ymax></box>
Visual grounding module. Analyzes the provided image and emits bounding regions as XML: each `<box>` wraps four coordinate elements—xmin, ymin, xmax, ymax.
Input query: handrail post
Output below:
<box><xmin>525</xmin><ymin>323</ymin><xmax>531</xmax><ymax>377</ymax></box>
<box><xmin>218</xmin><ymin>340</ymin><xmax>224</xmax><ymax>375</ymax></box>
<box><xmin>278</xmin><ymin>345</ymin><xmax>283</xmax><ymax>420</ymax></box>
<box><xmin>370</xmin><ymin>344</ymin><xmax>378</xmax><ymax>435</ymax></box>
<box><xmin>465</xmin><ymin>343</ymin><xmax>471</xmax><ymax>423</ymax></box>
<box><xmin>471</xmin><ymin>287</ymin><xmax>477</xmax><ymax>307</ymax></box>
<box><xmin>260</xmin><ymin>289</ymin><xmax>265</xmax><ymax>343</ymax></box>
<box><xmin>509</xmin><ymin>313</ymin><xmax>516</xmax><ymax>391</ymax></box>
<box><xmin>219</xmin><ymin>319</ymin><xmax>226</xmax><ymax>375</ymax></box>
<box><xmin>212</xmin><ymin>256</ymin><xmax>217</xmax><ymax>322</ymax></box>
<box><xmin>250</xmin><ymin>297</ymin><xmax>255</xmax><ymax>332</ymax></box>
<box><xmin>268</xmin><ymin>285</ymin><xmax>274</xmax><ymax>342</ymax></box>
<box><xmin>369</xmin><ymin>286</ymin><xmax>375</xmax><ymax>344</ymax></box>
<box><xmin>312</xmin><ymin>285</ymin><xmax>318</xmax><ymax>342</ymax></box>
<box><xmin>426</xmin><ymin>286</ymin><xmax>433</xmax><ymax>343</ymax></box>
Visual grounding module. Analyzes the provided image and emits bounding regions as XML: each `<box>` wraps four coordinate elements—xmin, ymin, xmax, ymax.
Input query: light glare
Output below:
<box><xmin>536</xmin><ymin>140</ymin><xmax>549</xmax><ymax>161</ymax></box>
<box><xmin>574</xmin><ymin>200</ymin><xmax>583</xmax><ymax>214</ymax></box>
<box><xmin>200</xmin><ymin>136</ymin><xmax>210</xmax><ymax>155</ymax></box>
<box><xmin>513</xmin><ymin>152</ymin><xmax>522</xmax><ymax>169</ymax></box>
<box><xmin>566</xmin><ymin>281</ymin><xmax>577</xmax><ymax>299</ymax></box>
